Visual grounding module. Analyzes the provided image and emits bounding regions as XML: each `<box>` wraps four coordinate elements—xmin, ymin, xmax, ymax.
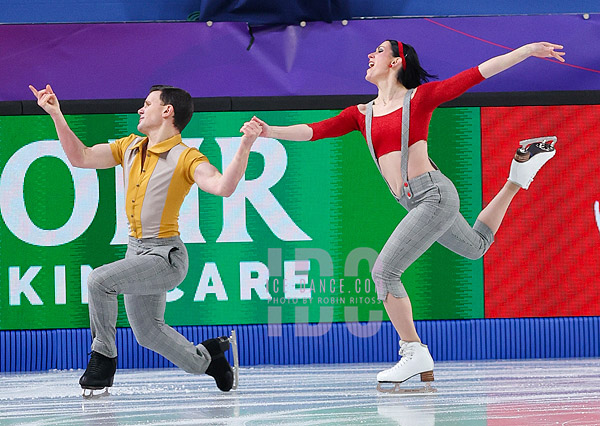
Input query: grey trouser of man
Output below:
<box><xmin>372</xmin><ymin>170</ymin><xmax>495</xmax><ymax>300</ymax></box>
<box><xmin>87</xmin><ymin>236</ymin><xmax>211</xmax><ymax>374</ymax></box>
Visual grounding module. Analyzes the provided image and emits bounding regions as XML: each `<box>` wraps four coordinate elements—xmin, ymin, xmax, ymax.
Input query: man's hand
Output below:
<box><xmin>240</xmin><ymin>119</ymin><xmax>262</xmax><ymax>147</ymax></box>
<box><xmin>29</xmin><ymin>84</ymin><xmax>61</xmax><ymax>117</ymax></box>
<box><xmin>193</xmin><ymin>119</ymin><xmax>263</xmax><ymax>197</ymax></box>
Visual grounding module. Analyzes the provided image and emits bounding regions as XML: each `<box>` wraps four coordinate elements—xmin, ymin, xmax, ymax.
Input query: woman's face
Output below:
<box><xmin>366</xmin><ymin>41</ymin><xmax>397</xmax><ymax>83</ymax></box>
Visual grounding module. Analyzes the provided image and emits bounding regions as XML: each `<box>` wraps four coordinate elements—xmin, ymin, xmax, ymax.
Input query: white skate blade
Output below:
<box><xmin>518</xmin><ymin>136</ymin><xmax>557</xmax><ymax>149</ymax></box>
<box><xmin>377</xmin><ymin>370</ymin><xmax>436</xmax><ymax>394</ymax></box>
<box><xmin>81</xmin><ymin>387</ymin><xmax>110</xmax><ymax>399</ymax></box>
<box><xmin>229</xmin><ymin>330</ymin><xmax>239</xmax><ymax>390</ymax></box>
<box><xmin>377</xmin><ymin>381</ymin><xmax>437</xmax><ymax>394</ymax></box>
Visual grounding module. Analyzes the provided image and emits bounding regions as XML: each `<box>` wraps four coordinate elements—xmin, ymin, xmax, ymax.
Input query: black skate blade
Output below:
<box><xmin>81</xmin><ymin>387</ymin><xmax>110</xmax><ymax>399</ymax></box>
<box><xmin>377</xmin><ymin>381</ymin><xmax>437</xmax><ymax>394</ymax></box>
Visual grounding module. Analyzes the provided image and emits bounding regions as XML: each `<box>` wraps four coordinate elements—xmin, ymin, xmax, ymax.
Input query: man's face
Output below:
<box><xmin>137</xmin><ymin>90</ymin><xmax>165</xmax><ymax>134</ymax></box>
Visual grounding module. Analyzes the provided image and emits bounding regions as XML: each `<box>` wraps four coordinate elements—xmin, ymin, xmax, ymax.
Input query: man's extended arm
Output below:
<box><xmin>193</xmin><ymin>119</ymin><xmax>262</xmax><ymax>197</ymax></box>
<box><xmin>29</xmin><ymin>84</ymin><xmax>117</xmax><ymax>169</ymax></box>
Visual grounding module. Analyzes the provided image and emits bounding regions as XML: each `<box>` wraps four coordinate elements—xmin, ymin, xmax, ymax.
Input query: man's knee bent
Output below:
<box><xmin>87</xmin><ymin>266</ymin><xmax>116</xmax><ymax>295</ymax></box>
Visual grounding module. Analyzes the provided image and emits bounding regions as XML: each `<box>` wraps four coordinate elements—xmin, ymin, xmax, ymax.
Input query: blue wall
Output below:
<box><xmin>0</xmin><ymin>0</ymin><xmax>598</xmax><ymax>24</ymax></box>
<box><xmin>3</xmin><ymin>318</ymin><xmax>599</xmax><ymax>372</ymax></box>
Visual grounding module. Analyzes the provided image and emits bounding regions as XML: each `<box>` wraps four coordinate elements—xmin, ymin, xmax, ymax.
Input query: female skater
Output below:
<box><xmin>252</xmin><ymin>40</ymin><xmax>564</xmax><ymax>390</ymax></box>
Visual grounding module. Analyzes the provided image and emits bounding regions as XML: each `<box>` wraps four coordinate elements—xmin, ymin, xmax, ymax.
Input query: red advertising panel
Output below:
<box><xmin>482</xmin><ymin>105</ymin><xmax>600</xmax><ymax>318</ymax></box>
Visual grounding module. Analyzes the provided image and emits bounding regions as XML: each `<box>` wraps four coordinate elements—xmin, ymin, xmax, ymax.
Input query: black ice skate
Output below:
<box><xmin>79</xmin><ymin>351</ymin><xmax>117</xmax><ymax>399</ymax></box>
<box><xmin>201</xmin><ymin>330</ymin><xmax>239</xmax><ymax>392</ymax></box>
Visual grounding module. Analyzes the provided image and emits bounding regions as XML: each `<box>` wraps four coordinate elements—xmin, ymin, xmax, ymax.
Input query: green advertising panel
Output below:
<box><xmin>0</xmin><ymin>108</ymin><xmax>482</xmax><ymax>330</ymax></box>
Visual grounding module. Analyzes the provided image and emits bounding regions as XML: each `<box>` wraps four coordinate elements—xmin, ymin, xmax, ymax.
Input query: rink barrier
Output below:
<box><xmin>1</xmin><ymin>317</ymin><xmax>599</xmax><ymax>372</ymax></box>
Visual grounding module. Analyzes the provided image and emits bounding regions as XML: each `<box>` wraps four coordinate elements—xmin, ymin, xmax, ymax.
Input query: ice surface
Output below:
<box><xmin>1</xmin><ymin>359</ymin><xmax>600</xmax><ymax>425</ymax></box>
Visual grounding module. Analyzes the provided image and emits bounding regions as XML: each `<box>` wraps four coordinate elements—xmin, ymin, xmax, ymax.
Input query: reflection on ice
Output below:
<box><xmin>1</xmin><ymin>359</ymin><xmax>599</xmax><ymax>425</ymax></box>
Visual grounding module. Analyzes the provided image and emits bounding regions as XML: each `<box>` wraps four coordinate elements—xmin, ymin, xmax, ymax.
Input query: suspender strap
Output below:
<box><xmin>400</xmin><ymin>89</ymin><xmax>414</xmax><ymax>197</ymax></box>
<box><xmin>365</xmin><ymin>89</ymin><xmax>415</xmax><ymax>199</ymax></box>
<box><xmin>365</xmin><ymin>100</ymin><xmax>381</xmax><ymax>175</ymax></box>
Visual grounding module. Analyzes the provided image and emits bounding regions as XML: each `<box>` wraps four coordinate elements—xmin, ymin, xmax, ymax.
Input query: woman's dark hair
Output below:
<box><xmin>149</xmin><ymin>85</ymin><xmax>194</xmax><ymax>132</ymax></box>
<box><xmin>387</xmin><ymin>40</ymin><xmax>437</xmax><ymax>89</ymax></box>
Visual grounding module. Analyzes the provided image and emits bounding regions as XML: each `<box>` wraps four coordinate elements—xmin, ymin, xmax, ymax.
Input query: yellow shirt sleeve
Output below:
<box><xmin>110</xmin><ymin>134</ymin><xmax>139</xmax><ymax>166</ymax></box>
<box><xmin>182</xmin><ymin>147</ymin><xmax>209</xmax><ymax>185</ymax></box>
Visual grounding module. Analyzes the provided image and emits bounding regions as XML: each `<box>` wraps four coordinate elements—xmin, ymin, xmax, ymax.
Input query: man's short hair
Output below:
<box><xmin>149</xmin><ymin>85</ymin><xmax>194</xmax><ymax>132</ymax></box>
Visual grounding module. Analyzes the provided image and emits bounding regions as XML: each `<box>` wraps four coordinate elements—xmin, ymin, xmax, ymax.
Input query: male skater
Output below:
<box><xmin>30</xmin><ymin>83</ymin><xmax>260</xmax><ymax>395</ymax></box>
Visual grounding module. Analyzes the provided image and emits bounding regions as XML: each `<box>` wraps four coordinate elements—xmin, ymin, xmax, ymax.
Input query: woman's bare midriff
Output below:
<box><xmin>378</xmin><ymin>140</ymin><xmax>435</xmax><ymax>197</ymax></box>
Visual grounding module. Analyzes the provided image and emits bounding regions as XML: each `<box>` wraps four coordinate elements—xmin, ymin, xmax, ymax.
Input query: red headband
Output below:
<box><xmin>398</xmin><ymin>41</ymin><xmax>407</xmax><ymax>70</ymax></box>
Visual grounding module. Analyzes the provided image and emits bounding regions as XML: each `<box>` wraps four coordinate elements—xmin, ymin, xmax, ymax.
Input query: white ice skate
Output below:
<box><xmin>377</xmin><ymin>340</ymin><xmax>436</xmax><ymax>394</ymax></box>
<box><xmin>508</xmin><ymin>136</ymin><xmax>557</xmax><ymax>190</ymax></box>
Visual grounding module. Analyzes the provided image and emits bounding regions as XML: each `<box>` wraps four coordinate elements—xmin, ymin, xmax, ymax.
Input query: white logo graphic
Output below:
<box><xmin>1</xmin><ymin>138</ymin><xmax>310</xmax><ymax>246</ymax></box>
<box><xmin>0</xmin><ymin>140</ymin><xmax>99</xmax><ymax>246</ymax></box>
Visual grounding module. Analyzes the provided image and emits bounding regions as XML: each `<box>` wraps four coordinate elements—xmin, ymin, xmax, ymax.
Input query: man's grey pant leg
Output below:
<box><xmin>86</xmin><ymin>236</ymin><xmax>210</xmax><ymax>374</ymax></box>
<box><xmin>124</xmin><ymin>292</ymin><xmax>210</xmax><ymax>374</ymax></box>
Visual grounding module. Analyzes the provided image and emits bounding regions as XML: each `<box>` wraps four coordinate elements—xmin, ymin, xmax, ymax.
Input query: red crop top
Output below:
<box><xmin>308</xmin><ymin>67</ymin><xmax>485</xmax><ymax>158</ymax></box>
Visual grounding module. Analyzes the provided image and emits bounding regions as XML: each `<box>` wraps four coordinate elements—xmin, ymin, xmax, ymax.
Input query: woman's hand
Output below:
<box><xmin>251</xmin><ymin>116</ymin><xmax>270</xmax><ymax>137</ymax></box>
<box><xmin>526</xmin><ymin>42</ymin><xmax>565</xmax><ymax>62</ymax></box>
<box><xmin>479</xmin><ymin>41</ymin><xmax>566</xmax><ymax>78</ymax></box>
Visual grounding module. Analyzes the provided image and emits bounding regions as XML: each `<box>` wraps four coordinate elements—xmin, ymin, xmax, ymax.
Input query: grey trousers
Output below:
<box><xmin>87</xmin><ymin>236</ymin><xmax>210</xmax><ymax>374</ymax></box>
<box><xmin>372</xmin><ymin>170</ymin><xmax>495</xmax><ymax>300</ymax></box>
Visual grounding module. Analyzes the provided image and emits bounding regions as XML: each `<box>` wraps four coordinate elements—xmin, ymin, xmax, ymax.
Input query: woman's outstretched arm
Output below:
<box><xmin>251</xmin><ymin>116</ymin><xmax>313</xmax><ymax>141</ymax></box>
<box><xmin>478</xmin><ymin>42</ymin><xmax>565</xmax><ymax>79</ymax></box>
